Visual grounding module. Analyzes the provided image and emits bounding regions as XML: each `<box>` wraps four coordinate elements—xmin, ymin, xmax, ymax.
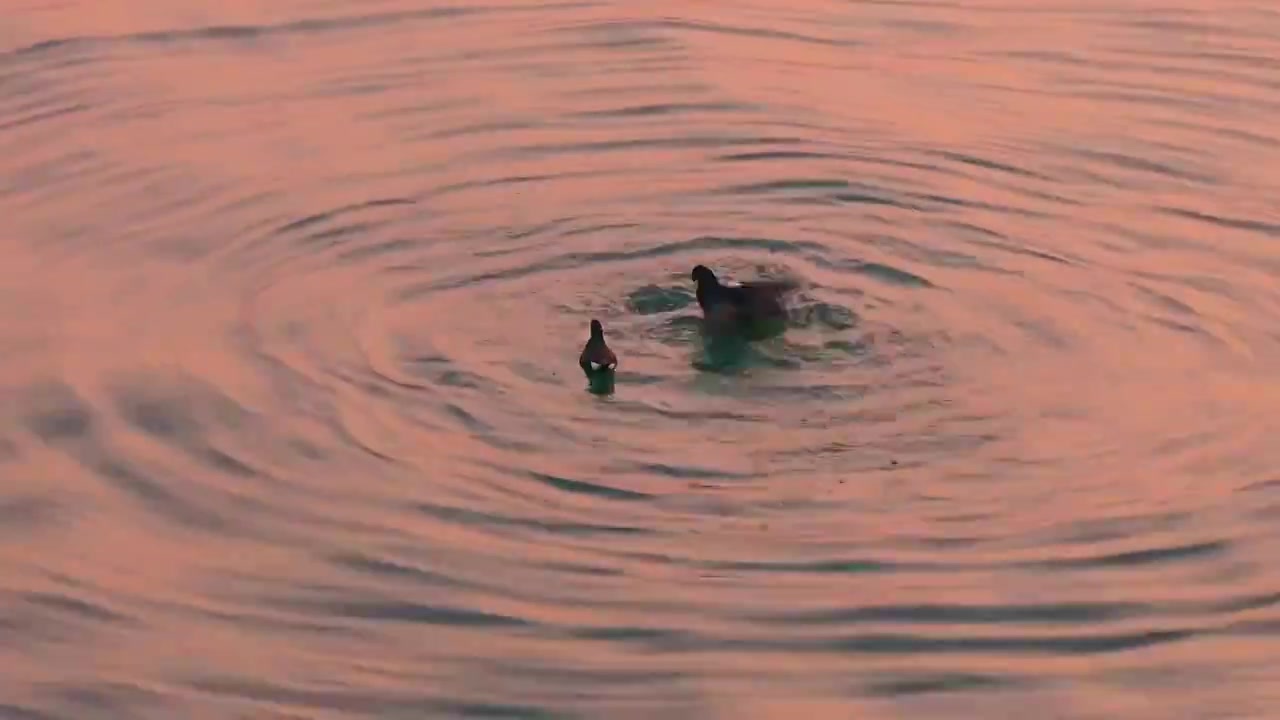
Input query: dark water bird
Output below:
<box><xmin>579</xmin><ymin>319</ymin><xmax>617</xmax><ymax>374</ymax></box>
<box><xmin>690</xmin><ymin>264</ymin><xmax>797</xmax><ymax>338</ymax></box>
<box><xmin>579</xmin><ymin>319</ymin><xmax>617</xmax><ymax>395</ymax></box>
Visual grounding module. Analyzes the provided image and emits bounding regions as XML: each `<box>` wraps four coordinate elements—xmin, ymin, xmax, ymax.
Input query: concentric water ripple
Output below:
<box><xmin>3</xmin><ymin>1</ymin><xmax>1280</xmax><ymax>718</ymax></box>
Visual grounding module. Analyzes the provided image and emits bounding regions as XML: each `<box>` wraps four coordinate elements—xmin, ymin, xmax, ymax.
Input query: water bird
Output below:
<box><xmin>579</xmin><ymin>319</ymin><xmax>618</xmax><ymax>375</ymax></box>
<box><xmin>690</xmin><ymin>264</ymin><xmax>796</xmax><ymax>336</ymax></box>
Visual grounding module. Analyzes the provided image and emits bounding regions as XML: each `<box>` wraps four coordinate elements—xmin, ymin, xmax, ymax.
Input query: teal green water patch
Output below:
<box><xmin>791</xmin><ymin>302</ymin><xmax>859</xmax><ymax>330</ymax></box>
<box><xmin>583</xmin><ymin>367</ymin><xmax>616</xmax><ymax>396</ymax></box>
<box><xmin>625</xmin><ymin>284</ymin><xmax>694</xmax><ymax>315</ymax></box>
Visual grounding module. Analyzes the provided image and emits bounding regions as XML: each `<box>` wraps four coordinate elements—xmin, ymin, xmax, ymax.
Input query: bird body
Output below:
<box><xmin>690</xmin><ymin>264</ymin><xmax>796</xmax><ymax>336</ymax></box>
<box><xmin>579</xmin><ymin>319</ymin><xmax>617</xmax><ymax>375</ymax></box>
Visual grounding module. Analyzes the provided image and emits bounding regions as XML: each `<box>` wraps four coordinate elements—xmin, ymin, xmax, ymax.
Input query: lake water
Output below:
<box><xmin>3</xmin><ymin>1</ymin><xmax>1280</xmax><ymax>718</ymax></box>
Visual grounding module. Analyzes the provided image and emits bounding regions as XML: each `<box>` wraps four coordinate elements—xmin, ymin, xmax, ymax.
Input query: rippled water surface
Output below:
<box><xmin>4</xmin><ymin>1</ymin><xmax>1280</xmax><ymax>717</ymax></box>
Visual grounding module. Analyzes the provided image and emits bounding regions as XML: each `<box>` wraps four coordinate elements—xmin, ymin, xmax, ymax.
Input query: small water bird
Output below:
<box><xmin>579</xmin><ymin>319</ymin><xmax>618</xmax><ymax>375</ymax></box>
<box><xmin>690</xmin><ymin>264</ymin><xmax>796</xmax><ymax>335</ymax></box>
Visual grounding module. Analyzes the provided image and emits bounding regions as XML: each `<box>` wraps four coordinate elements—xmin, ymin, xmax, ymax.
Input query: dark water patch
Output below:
<box><xmin>43</xmin><ymin>682</ymin><xmax>170</xmax><ymax>720</ymax></box>
<box><xmin>715</xmin><ymin>150</ymin><xmax>845</xmax><ymax>162</ymax></box>
<box><xmin>444</xmin><ymin>702</ymin><xmax>566</xmax><ymax>720</ymax></box>
<box><xmin>905</xmin><ymin>191</ymin><xmax>1053</xmax><ymax>219</ymax></box>
<box><xmin>648</xmin><ymin>314</ymin><xmax>703</xmax><ymax>345</ymax></box>
<box><xmin>187</xmin><ymin>605</ymin><xmax>366</xmax><ymax>638</ymax></box>
<box><xmin>114</xmin><ymin>387</ymin><xmax>201</xmax><ymax>441</ymax></box>
<box><xmin>328</xmin><ymin>552</ymin><xmax>473</xmax><ymax>589</ymax></box>
<box><xmin>1031</xmin><ymin>539</ymin><xmax>1228</xmax><ymax>570</ymax></box>
<box><xmin>700</xmin><ymin>558</ymin><xmax>899</xmax><ymax>574</ymax></box>
<box><xmin>443</xmin><ymin>402</ymin><xmax>495</xmax><ymax>434</ymax></box>
<box><xmin>1066</xmin><ymin>88</ymin><xmax>1224</xmax><ymax>116</ymax></box>
<box><xmin>298</xmin><ymin>221</ymin><xmax>380</xmax><ymax>248</ymax></box>
<box><xmin>1220</xmin><ymin>619</ymin><xmax>1280</xmax><ymax>637</ymax></box>
<box><xmin>780</xmin><ymin>628</ymin><xmax>1194</xmax><ymax>655</ymax></box>
<box><xmin>1209</xmin><ymin>590</ymin><xmax>1280</xmax><ymax>614</ymax></box>
<box><xmin>1181</xmin><ymin>48</ymin><xmax>1280</xmax><ymax>71</ymax></box>
<box><xmin>655</xmin><ymin>17</ymin><xmax>860</xmax><ymax>48</ymax></box>
<box><xmin>335</xmin><ymin>237</ymin><xmax>420</xmax><ymax>263</ymax></box>
<box><xmin>570</xmin><ymin>101</ymin><xmax>752</xmax><ymax>119</ymax></box>
<box><xmin>1051</xmin><ymin>511</ymin><xmax>1193</xmax><ymax>546</ymax></box>
<box><xmin>1012</xmin><ymin>318</ymin><xmax>1070</xmax><ymax>349</ymax></box>
<box><xmin>926</xmin><ymin>149</ymin><xmax>1052</xmax><ymax>181</ymax></box>
<box><xmin>1151</xmin><ymin>118</ymin><xmax>1280</xmax><ymax>149</ymax></box>
<box><xmin>500</xmin><ymin>216</ymin><xmax>584</xmax><ymax>242</ymax></box>
<box><xmin>792</xmin><ymin>302</ymin><xmax>859</xmax><ymax>330</ymax></box>
<box><xmin>748</xmin><ymin>600</ymin><xmax>1148</xmax><ymax>626</ymax></box>
<box><xmin>23</xmin><ymin>591</ymin><xmax>129</xmax><ymax>625</ymax></box>
<box><xmin>270</xmin><ymin>198</ymin><xmax>415</xmax><ymax>238</ymax></box>
<box><xmin>559</xmin><ymin>221</ymin><xmax>641</xmax><ymax>238</ymax></box>
<box><xmin>864</xmin><ymin>671</ymin><xmax>1025</xmax><ymax>697</ymax></box>
<box><xmin>1240</xmin><ymin>477</ymin><xmax>1280</xmax><ymax>493</ymax></box>
<box><xmin>188</xmin><ymin>677</ymin><xmax>562</xmax><ymax>718</ymax></box>
<box><xmin>960</xmin><ymin>235</ymin><xmax>1074</xmax><ymax>266</ymax></box>
<box><xmin>440</xmin><ymin>403</ymin><xmax>538</xmax><ymax>453</ymax></box>
<box><xmin>403</xmin><ymin>355</ymin><xmax>486</xmax><ymax>389</ymax></box>
<box><xmin>565</xmin><ymin>34</ymin><xmax>679</xmax><ymax>52</ymax></box>
<box><xmin>0</xmin><ymin>496</ymin><xmax>60</xmax><ymax>533</ymax></box>
<box><xmin>426</xmin><ymin>170</ymin><xmax>623</xmax><ymax>200</ymax></box>
<box><xmin>721</xmin><ymin>178</ymin><xmax>922</xmax><ymax>212</ymax></box>
<box><xmin>415</xmin><ymin>501</ymin><xmax>649</xmax><ymax>537</ymax></box>
<box><xmin>200</xmin><ymin>446</ymin><xmax>260</xmax><ymax>478</ymax></box>
<box><xmin>538</xmin><ymin>561</ymin><xmax>623</xmax><ymax>577</ymax></box>
<box><xmin>1159</xmin><ymin>272</ymin><xmax>1238</xmax><ymax>299</ymax></box>
<box><xmin>1147</xmin><ymin>315</ymin><xmax>1215</xmax><ymax>340</ymax></box>
<box><xmin>91</xmin><ymin>453</ymin><xmax>230</xmax><ymax>532</ymax></box>
<box><xmin>485</xmin><ymin>658</ymin><xmax>690</xmax><ymax>689</ymax></box>
<box><xmin>0</xmin><ymin>150</ymin><xmax>99</xmax><ymax>204</ymax></box>
<box><xmin>830</xmin><ymin>192</ymin><xmax>925</xmax><ymax>209</ymax></box>
<box><xmin>1062</xmin><ymin>147</ymin><xmax>1217</xmax><ymax>184</ymax></box>
<box><xmin>569</xmin><ymin>625</ymin><xmax>694</xmax><ymax>644</ymax></box>
<box><xmin>0</xmin><ymin>103</ymin><xmax>91</xmax><ymax>133</ymax></box>
<box><xmin>112</xmin><ymin>374</ymin><xmax>249</xmax><ymax>432</ymax></box>
<box><xmin>301</xmin><ymin>599</ymin><xmax>532</xmax><ymax>628</ymax></box>
<box><xmin>631</xmin><ymin>462</ymin><xmax>754</xmax><ymax>481</ymax></box>
<box><xmin>3</xmin><ymin>7</ymin><xmax>512</xmax><ymax>61</ymax></box>
<box><xmin>1157</xmin><ymin>206</ymin><xmax>1280</xmax><ymax>237</ymax></box>
<box><xmin>730</xmin><ymin>178</ymin><xmax>856</xmax><ymax>193</ymax></box>
<box><xmin>417</xmin><ymin>118</ymin><xmax>545</xmax><ymax>141</ymax></box>
<box><xmin>0</xmin><ymin>704</ymin><xmax>57</xmax><ymax>720</ymax></box>
<box><xmin>626</xmin><ymin>284</ymin><xmax>694</xmax><ymax>315</ymax></box>
<box><xmin>20</xmin><ymin>382</ymin><xmax>94</xmax><ymax>444</ymax></box>
<box><xmin>850</xmin><ymin>262</ymin><xmax>934</xmax><ymax>288</ymax></box>
<box><xmin>529</xmin><ymin>472</ymin><xmax>652</xmax><ymax>502</ymax></box>
<box><xmin>507</xmin><ymin>133</ymin><xmax>807</xmax><ymax>158</ymax></box>
<box><xmin>109</xmin><ymin>375</ymin><xmax>267</xmax><ymax>481</ymax></box>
